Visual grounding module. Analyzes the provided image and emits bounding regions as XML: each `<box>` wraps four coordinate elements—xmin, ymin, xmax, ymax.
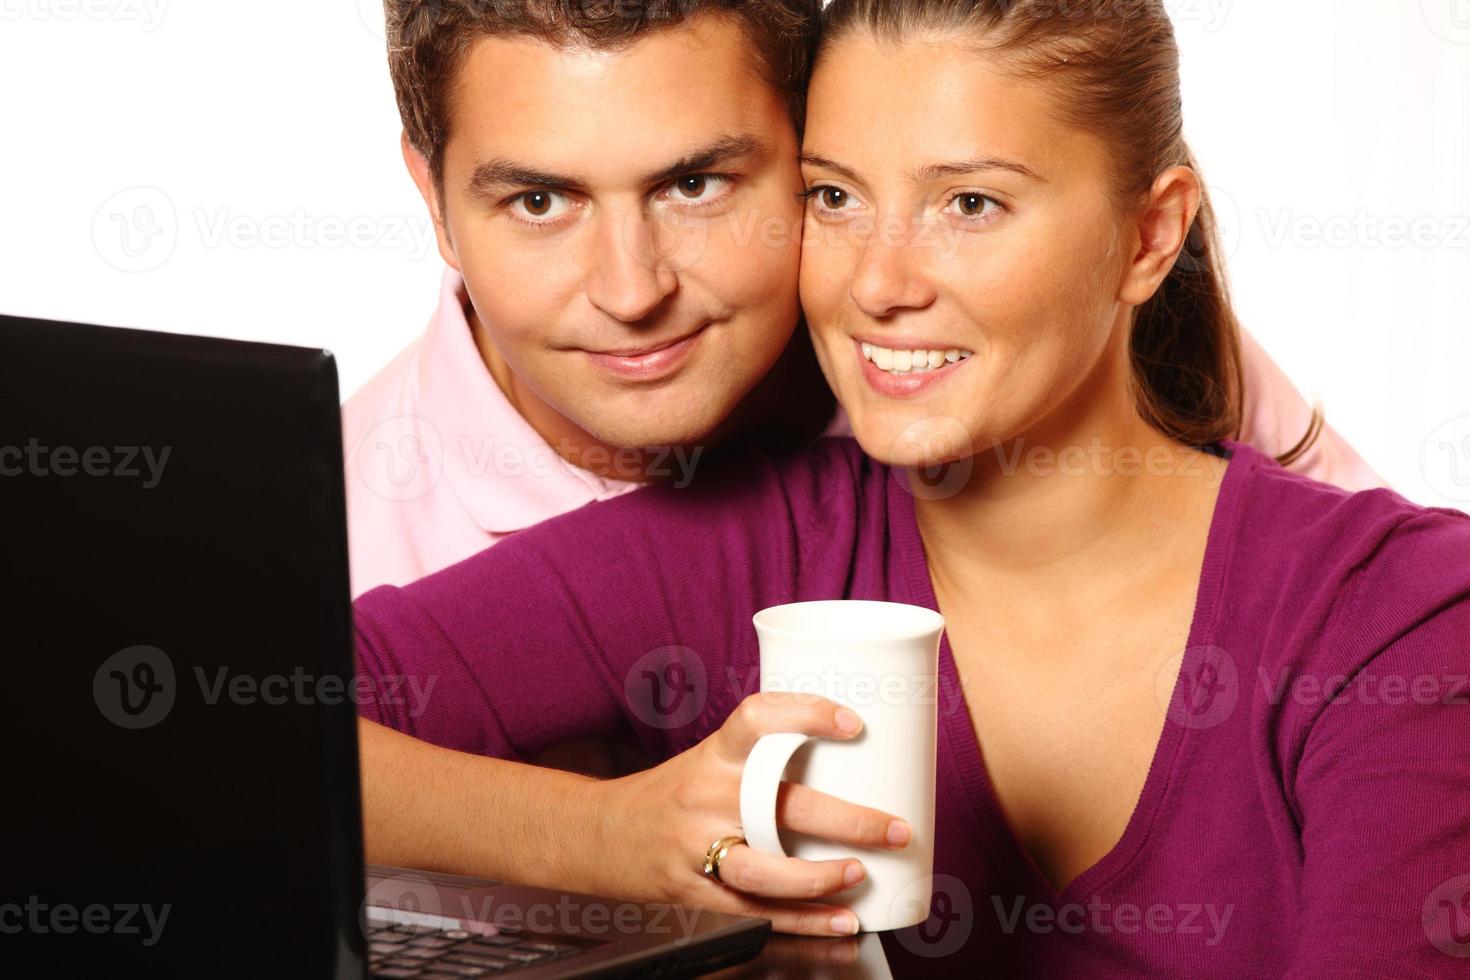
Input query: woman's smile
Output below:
<box><xmin>853</xmin><ymin>337</ymin><xmax>976</xmax><ymax>398</ymax></box>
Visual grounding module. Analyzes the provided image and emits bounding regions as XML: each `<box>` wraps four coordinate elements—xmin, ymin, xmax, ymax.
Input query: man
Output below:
<box><xmin>343</xmin><ymin>0</ymin><xmax>1379</xmax><ymax>601</ymax></box>
<box><xmin>347</xmin><ymin>0</ymin><xmax>1382</xmax><ymax>906</ymax></box>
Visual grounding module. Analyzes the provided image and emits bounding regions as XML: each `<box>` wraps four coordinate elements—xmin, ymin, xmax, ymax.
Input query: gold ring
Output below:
<box><xmin>702</xmin><ymin>835</ymin><xmax>745</xmax><ymax>884</ymax></box>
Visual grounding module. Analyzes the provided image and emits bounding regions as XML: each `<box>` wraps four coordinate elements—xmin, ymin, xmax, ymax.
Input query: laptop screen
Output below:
<box><xmin>1</xmin><ymin>316</ymin><xmax>365</xmax><ymax>978</ymax></box>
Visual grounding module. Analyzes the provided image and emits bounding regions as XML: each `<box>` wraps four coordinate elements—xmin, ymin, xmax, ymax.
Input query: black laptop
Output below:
<box><xmin>0</xmin><ymin>314</ymin><xmax>770</xmax><ymax>978</ymax></box>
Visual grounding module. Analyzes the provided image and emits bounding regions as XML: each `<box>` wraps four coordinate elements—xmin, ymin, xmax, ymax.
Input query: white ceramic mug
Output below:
<box><xmin>739</xmin><ymin>600</ymin><xmax>944</xmax><ymax>932</ymax></box>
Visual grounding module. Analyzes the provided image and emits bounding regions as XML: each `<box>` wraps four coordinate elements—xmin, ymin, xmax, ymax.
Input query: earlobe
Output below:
<box><xmin>1120</xmin><ymin>167</ymin><xmax>1201</xmax><ymax>306</ymax></box>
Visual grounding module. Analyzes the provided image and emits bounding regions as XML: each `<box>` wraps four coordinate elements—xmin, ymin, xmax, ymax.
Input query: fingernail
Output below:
<box><xmin>886</xmin><ymin>820</ymin><xmax>911</xmax><ymax>847</ymax></box>
<box><xmin>835</xmin><ymin>708</ymin><xmax>862</xmax><ymax>734</ymax></box>
<box><xmin>829</xmin><ymin>913</ymin><xmax>859</xmax><ymax>935</ymax></box>
<box><xmin>843</xmin><ymin>862</ymin><xmax>866</xmax><ymax>888</ymax></box>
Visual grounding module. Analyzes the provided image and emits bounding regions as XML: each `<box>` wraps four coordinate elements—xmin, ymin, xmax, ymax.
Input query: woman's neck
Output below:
<box><xmin>911</xmin><ymin>335</ymin><xmax>1228</xmax><ymax>594</ymax></box>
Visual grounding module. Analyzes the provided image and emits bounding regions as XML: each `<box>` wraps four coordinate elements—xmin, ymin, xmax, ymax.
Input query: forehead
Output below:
<box><xmin>443</xmin><ymin>15</ymin><xmax>790</xmax><ymax>182</ymax></box>
<box><xmin>803</xmin><ymin>34</ymin><xmax>1084</xmax><ymax>179</ymax></box>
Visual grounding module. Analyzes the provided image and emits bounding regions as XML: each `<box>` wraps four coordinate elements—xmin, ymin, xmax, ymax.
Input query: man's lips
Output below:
<box><xmin>582</xmin><ymin>323</ymin><xmax>712</xmax><ymax>382</ymax></box>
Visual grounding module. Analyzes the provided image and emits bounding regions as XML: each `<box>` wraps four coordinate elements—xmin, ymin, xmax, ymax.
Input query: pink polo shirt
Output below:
<box><xmin>342</xmin><ymin>268</ymin><xmax>1383</xmax><ymax>597</ymax></box>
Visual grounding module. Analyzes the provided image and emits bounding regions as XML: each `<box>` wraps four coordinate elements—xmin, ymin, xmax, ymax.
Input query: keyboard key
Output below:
<box><xmin>430</xmin><ymin>965</ymin><xmax>497</xmax><ymax>978</ymax></box>
<box><xmin>409</xmin><ymin>936</ymin><xmax>459</xmax><ymax>949</ymax></box>
<box><xmin>396</xmin><ymin>945</ymin><xmax>446</xmax><ymax>960</ymax></box>
<box><xmin>371</xmin><ymin>929</ymin><xmax>413</xmax><ymax>944</ymax></box>
<box><xmin>470</xmin><ymin>934</ymin><xmax>523</xmax><ymax>948</ymax></box>
<box><xmin>493</xmin><ymin>949</ymin><xmax>547</xmax><ymax>963</ymax></box>
<box><xmin>516</xmin><ymin>940</ymin><xmax>578</xmax><ymax>955</ymax></box>
<box><xmin>371</xmin><ymin>970</ymin><xmax>419</xmax><ymax>979</ymax></box>
<box><xmin>442</xmin><ymin>952</ymin><xmax>511</xmax><ymax>968</ymax></box>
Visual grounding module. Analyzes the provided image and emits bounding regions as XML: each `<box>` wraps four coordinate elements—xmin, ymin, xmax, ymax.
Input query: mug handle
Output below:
<box><xmin>739</xmin><ymin>732</ymin><xmax>817</xmax><ymax>857</ymax></box>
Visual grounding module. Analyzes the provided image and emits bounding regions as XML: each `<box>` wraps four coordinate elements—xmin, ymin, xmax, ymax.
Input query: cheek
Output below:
<box><xmin>798</xmin><ymin>232</ymin><xmax>853</xmax><ymax>342</ymax></box>
<box><xmin>455</xmin><ymin>225</ymin><xmax>583</xmax><ymax>347</ymax></box>
<box><xmin>698</xmin><ymin>217</ymin><xmax>802</xmax><ymax>351</ymax></box>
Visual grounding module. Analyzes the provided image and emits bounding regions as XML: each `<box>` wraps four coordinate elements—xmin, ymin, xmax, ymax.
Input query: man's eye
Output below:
<box><xmin>668</xmin><ymin>174</ymin><xmax>730</xmax><ymax>204</ymax></box>
<box><xmin>512</xmin><ymin>190</ymin><xmax>572</xmax><ymax>222</ymax></box>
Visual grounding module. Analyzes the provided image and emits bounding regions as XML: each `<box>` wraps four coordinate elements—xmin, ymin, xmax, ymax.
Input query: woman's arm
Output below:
<box><xmin>1284</xmin><ymin>586</ymin><xmax>1470</xmax><ymax>976</ymax></box>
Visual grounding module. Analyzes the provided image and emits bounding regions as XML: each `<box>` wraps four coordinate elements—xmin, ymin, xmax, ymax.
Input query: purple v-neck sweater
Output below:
<box><xmin>354</xmin><ymin>438</ymin><xmax>1470</xmax><ymax>978</ymax></box>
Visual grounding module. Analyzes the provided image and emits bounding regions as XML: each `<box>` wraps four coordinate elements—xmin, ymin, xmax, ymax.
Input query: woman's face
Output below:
<box><xmin>799</xmin><ymin>33</ymin><xmax>1135</xmax><ymax>469</ymax></box>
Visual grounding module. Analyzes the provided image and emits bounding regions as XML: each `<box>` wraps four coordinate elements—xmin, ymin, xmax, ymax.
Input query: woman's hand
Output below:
<box><xmin>590</xmin><ymin>692</ymin><xmax>913</xmax><ymax>937</ymax></box>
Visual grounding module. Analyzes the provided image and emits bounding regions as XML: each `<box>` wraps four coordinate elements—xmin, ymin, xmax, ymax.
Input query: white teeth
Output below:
<box><xmin>860</xmin><ymin>342</ymin><xmax>974</xmax><ymax>377</ymax></box>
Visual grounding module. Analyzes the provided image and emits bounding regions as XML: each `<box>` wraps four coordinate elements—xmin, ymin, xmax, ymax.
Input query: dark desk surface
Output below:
<box><xmin>708</xmin><ymin>932</ymin><xmax>893</xmax><ymax>979</ymax></box>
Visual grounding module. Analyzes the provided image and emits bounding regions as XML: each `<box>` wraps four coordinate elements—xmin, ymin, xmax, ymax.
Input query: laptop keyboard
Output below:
<box><xmin>366</xmin><ymin>923</ymin><xmax>602</xmax><ymax>977</ymax></box>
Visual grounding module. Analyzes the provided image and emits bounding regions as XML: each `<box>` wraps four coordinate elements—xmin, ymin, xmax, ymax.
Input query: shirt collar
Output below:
<box><xmin>416</xmin><ymin>267</ymin><xmax>637</xmax><ymax>535</ymax></box>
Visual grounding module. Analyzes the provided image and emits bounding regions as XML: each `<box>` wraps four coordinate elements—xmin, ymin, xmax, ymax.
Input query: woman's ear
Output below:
<box><xmin>401</xmin><ymin>131</ymin><xmax>460</xmax><ymax>273</ymax></box>
<box><xmin>1119</xmin><ymin>166</ymin><xmax>1201</xmax><ymax>306</ymax></box>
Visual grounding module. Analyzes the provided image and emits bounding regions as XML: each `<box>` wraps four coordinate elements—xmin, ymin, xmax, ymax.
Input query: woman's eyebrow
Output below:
<box><xmin>799</xmin><ymin>153</ymin><xmax>863</xmax><ymax>184</ymax></box>
<box><xmin>910</xmin><ymin>157</ymin><xmax>1047</xmax><ymax>183</ymax></box>
<box><xmin>800</xmin><ymin>152</ymin><xmax>1046</xmax><ymax>185</ymax></box>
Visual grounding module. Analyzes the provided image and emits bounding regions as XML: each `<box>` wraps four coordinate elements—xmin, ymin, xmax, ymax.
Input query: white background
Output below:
<box><xmin>1</xmin><ymin>0</ymin><xmax>1467</xmax><ymax>510</ymax></box>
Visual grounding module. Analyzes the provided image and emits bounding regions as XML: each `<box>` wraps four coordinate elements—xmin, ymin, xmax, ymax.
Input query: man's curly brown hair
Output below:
<box><xmin>380</xmin><ymin>0</ymin><xmax>823</xmax><ymax>191</ymax></box>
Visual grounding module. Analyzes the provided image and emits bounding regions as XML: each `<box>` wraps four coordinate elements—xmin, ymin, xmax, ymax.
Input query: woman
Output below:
<box><xmin>355</xmin><ymin>2</ymin><xmax>1470</xmax><ymax>974</ymax></box>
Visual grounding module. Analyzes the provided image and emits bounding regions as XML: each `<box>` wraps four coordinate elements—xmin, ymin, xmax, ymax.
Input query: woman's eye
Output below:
<box><xmin>947</xmin><ymin>192</ymin><xmax>1001</xmax><ymax>220</ymax></box>
<box><xmin>808</xmin><ymin>186</ymin><xmax>855</xmax><ymax>212</ymax></box>
<box><xmin>511</xmin><ymin>190</ymin><xmax>572</xmax><ymax>223</ymax></box>
<box><xmin>667</xmin><ymin>174</ymin><xmax>730</xmax><ymax>204</ymax></box>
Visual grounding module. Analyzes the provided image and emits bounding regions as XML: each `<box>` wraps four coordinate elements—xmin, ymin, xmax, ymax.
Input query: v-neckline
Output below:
<box><xmin>886</xmin><ymin>441</ymin><xmax>1250</xmax><ymax>903</ymax></box>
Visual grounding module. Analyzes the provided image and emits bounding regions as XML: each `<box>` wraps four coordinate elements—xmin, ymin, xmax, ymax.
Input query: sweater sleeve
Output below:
<box><xmin>351</xmin><ymin>440</ymin><xmax>866</xmax><ymax>765</ymax></box>
<box><xmin>1284</xmin><ymin>524</ymin><xmax>1470</xmax><ymax>977</ymax></box>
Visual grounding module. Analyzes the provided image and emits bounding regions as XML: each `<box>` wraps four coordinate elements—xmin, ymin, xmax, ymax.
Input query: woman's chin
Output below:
<box><xmin>848</xmin><ymin>411</ymin><xmax>981</xmax><ymax>471</ymax></box>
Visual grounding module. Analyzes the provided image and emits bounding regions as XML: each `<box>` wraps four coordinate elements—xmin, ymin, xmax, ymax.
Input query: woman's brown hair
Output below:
<box><xmin>820</xmin><ymin>0</ymin><xmax>1319</xmax><ymax>465</ymax></box>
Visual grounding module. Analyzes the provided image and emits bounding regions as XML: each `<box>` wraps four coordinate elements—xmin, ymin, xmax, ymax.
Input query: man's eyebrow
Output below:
<box><xmin>468</xmin><ymin>160</ymin><xmax>586</xmax><ymax>197</ymax></box>
<box><xmin>467</xmin><ymin>134</ymin><xmax>769</xmax><ymax>198</ymax></box>
<box><xmin>643</xmin><ymin>134</ymin><xmax>768</xmax><ymax>186</ymax></box>
<box><xmin>800</xmin><ymin>153</ymin><xmax>1046</xmax><ymax>185</ymax></box>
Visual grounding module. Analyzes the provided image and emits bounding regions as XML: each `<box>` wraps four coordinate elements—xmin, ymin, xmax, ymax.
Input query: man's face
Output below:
<box><xmin>420</xmin><ymin>14</ymin><xmax>805</xmax><ymax>450</ymax></box>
